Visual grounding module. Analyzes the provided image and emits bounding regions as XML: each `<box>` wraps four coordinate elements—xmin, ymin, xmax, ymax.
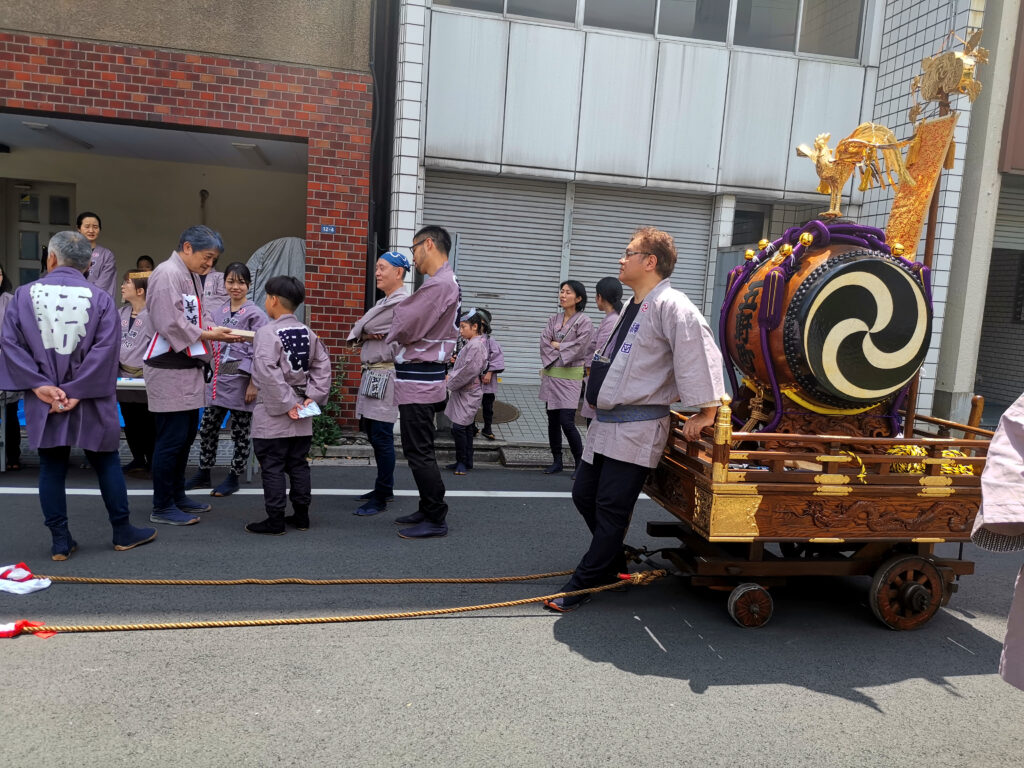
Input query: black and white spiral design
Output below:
<box><xmin>784</xmin><ymin>252</ymin><xmax>931</xmax><ymax>407</ymax></box>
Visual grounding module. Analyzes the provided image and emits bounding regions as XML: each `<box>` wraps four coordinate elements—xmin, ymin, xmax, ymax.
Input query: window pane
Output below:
<box><xmin>49</xmin><ymin>195</ymin><xmax>70</xmax><ymax>225</ymax></box>
<box><xmin>20</xmin><ymin>268</ymin><xmax>39</xmax><ymax>286</ymax></box>
<box><xmin>584</xmin><ymin>0</ymin><xmax>656</xmax><ymax>34</ymax></box>
<box><xmin>799</xmin><ymin>0</ymin><xmax>863</xmax><ymax>58</ymax></box>
<box><xmin>734</xmin><ymin>0</ymin><xmax>798</xmax><ymax>52</ymax></box>
<box><xmin>433</xmin><ymin>0</ymin><xmax>503</xmax><ymax>12</ymax></box>
<box><xmin>507</xmin><ymin>0</ymin><xmax>576</xmax><ymax>22</ymax></box>
<box><xmin>658</xmin><ymin>0</ymin><xmax>728</xmax><ymax>42</ymax></box>
<box><xmin>19</xmin><ymin>230</ymin><xmax>39</xmax><ymax>262</ymax></box>
<box><xmin>18</xmin><ymin>194</ymin><xmax>39</xmax><ymax>223</ymax></box>
<box><xmin>733</xmin><ymin>210</ymin><xmax>766</xmax><ymax>244</ymax></box>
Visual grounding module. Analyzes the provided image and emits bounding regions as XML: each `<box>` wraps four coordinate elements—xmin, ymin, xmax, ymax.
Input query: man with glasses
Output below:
<box><xmin>385</xmin><ymin>225</ymin><xmax>461</xmax><ymax>539</ymax></box>
<box><xmin>544</xmin><ymin>226</ymin><xmax>726</xmax><ymax>612</ymax></box>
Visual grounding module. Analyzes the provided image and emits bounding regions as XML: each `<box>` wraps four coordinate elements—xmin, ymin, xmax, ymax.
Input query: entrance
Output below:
<box><xmin>1</xmin><ymin>179</ymin><xmax>76</xmax><ymax>287</ymax></box>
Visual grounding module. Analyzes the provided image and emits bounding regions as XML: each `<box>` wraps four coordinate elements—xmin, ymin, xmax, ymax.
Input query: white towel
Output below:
<box><xmin>0</xmin><ymin>563</ymin><xmax>52</xmax><ymax>595</ymax></box>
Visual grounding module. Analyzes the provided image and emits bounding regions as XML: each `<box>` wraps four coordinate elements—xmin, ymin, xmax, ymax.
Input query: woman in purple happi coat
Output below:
<box><xmin>539</xmin><ymin>279</ymin><xmax>593</xmax><ymax>476</ymax></box>
<box><xmin>0</xmin><ymin>231</ymin><xmax>156</xmax><ymax>560</ymax></box>
<box><xmin>186</xmin><ymin>262</ymin><xmax>268</xmax><ymax>497</ymax></box>
<box><xmin>580</xmin><ymin>276</ymin><xmax>623</xmax><ymax>423</ymax></box>
<box><xmin>445</xmin><ymin>308</ymin><xmax>488</xmax><ymax>475</ymax></box>
<box><xmin>117</xmin><ymin>270</ymin><xmax>155</xmax><ymax>476</ymax></box>
<box><xmin>77</xmin><ymin>211</ymin><xmax>118</xmax><ymax>298</ymax></box>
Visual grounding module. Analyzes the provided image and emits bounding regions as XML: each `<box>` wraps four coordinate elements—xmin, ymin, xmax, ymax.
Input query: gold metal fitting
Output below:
<box><xmin>744</xmin><ymin>249</ymin><xmax>755</xmax><ymax>261</ymax></box>
<box><xmin>798</xmin><ymin>232</ymin><xmax>814</xmax><ymax>247</ymax></box>
<box><xmin>780</xmin><ymin>243</ymin><xmax>794</xmax><ymax>257</ymax></box>
<box><xmin>892</xmin><ymin>242</ymin><xmax>906</xmax><ymax>257</ymax></box>
<box><xmin>757</xmin><ymin>239</ymin><xmax>770</xmax><ymax>251</ymax></box>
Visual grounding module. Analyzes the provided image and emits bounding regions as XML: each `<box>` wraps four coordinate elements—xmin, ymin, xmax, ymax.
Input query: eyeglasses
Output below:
<box><xmin>411</xmin><ymin>239</ymin><xmax>429</xmax><ymax>252</ymax></box>
<box><xmin>623</xmin><ymin>249</ymin><xmax>653</xmax><ymax>259</ymax></box>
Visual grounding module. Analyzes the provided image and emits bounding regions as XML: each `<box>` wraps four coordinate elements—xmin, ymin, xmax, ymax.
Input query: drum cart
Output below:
<box><xmin>643</xmin><ymin>397</ymin><xmax>993</xmax><ymax>629</ymax></box>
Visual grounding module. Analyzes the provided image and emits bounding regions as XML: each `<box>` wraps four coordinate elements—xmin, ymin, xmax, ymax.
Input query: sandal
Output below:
<box><xmin>5</xmin><ymin>462</ymin><xmax>21</xmax><ymax>471</ymax></box>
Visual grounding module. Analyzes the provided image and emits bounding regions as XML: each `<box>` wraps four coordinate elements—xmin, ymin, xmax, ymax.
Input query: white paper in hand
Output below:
<box><xmin>296</xmin><ymin>401</ymin><xmax>321</xmax><ymax>418</ymax></box>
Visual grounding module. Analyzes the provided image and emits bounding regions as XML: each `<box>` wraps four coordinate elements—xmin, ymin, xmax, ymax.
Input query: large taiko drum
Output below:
<box><xmin>724</xmin><ymin>242</ymin><xmax>932</xmax><ymax>415</ymax></box>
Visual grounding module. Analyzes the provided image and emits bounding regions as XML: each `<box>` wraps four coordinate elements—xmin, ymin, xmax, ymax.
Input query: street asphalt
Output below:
<box><xmin>2</xmin><ymin>462</ymin><xmax>1023</xmax><ymax>767</ymax></box>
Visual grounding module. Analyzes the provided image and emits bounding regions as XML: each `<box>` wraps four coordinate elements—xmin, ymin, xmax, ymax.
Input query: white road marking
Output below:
<box><xmin>644</xmin><ymin>626</ymin><xmax>668</xmax><ymax>653</ymax></box>
<box><xmin>946</xmin><ymin>637</ymin><xmax>976</xmax><ymax>655</ymax></box>
<box><xmin>0</xmin><ymin>487</ymin><xmax>651</xmax><ymax>500</ymax></box>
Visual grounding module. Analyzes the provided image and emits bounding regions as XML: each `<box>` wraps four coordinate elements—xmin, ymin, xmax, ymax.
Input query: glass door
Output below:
<box><xmin>3</xmin><ymin>180</ymin><xmax>76</xmax><ymax>287</ymax></box>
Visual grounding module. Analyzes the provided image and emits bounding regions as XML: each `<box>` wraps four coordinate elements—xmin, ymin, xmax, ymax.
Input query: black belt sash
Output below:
<box><xmin>394</xmin><ymin>362</ymin><xmax>447</xmax><ymax>382</ymax></box>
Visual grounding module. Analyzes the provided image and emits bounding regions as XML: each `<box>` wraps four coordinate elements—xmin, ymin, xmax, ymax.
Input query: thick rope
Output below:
<box><xmin>20</xmin><ymin>571</ymin><xmax>666</xmax><ymax>635</ymax></box>
<box><xmin>37</xmin><ymin>571</ymin><xmax>575</xmax><ymax>586</ymax></box>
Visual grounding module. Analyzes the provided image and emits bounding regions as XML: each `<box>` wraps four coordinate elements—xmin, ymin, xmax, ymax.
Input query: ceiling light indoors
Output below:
<box><xmin>232</xmin><ymin>142</ymin><xmax>271</xmax><ymax>166</ymax></box>
<box><xmin>21</xmin><ymin>121</ymin><xmax>94</xmax><ymax>150</ymax></box>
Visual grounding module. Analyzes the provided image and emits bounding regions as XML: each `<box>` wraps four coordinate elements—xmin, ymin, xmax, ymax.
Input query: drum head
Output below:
<box><xmin>783</xmin><ymin>249</ymin><xmax>931</xmax><ymax>407</ymax></box>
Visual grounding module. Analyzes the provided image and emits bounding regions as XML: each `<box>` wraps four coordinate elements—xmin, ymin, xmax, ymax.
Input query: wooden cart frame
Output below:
<box><xmin>643</xmin><ymin>398</ymin><xmax>994</xmax><ymax>629</ymax></box>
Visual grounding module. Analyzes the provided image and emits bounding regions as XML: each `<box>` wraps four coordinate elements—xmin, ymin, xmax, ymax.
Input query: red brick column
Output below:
<box><xmin>0</xmin><ymin>32</ymin><xmax>371</xmax><ymax>426</ymax></box>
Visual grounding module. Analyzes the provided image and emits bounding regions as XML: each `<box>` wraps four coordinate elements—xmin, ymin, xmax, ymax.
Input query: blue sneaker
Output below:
<box><xmin>397</xmin><ymin>521</ymin><xmax>448</xmax><ymax>539</ymax></box>
<box><xmin>354</xmin><ymin>499</ymin><xmax>385</xmax><ymax>516</ymax></box>
<box><xmin>113</xmin><ymin>525</ymin><xmax>158</xmax><ymax>551</ymax></box>
<box><xmin>175</xmin><ymin>496</ymin><xmax>212</xmax><ymax>514</ymax></box>
<box><xmin>150</xmin><ymin>507</ymin><xmax>200</xmax><ymax>526</ymax></box>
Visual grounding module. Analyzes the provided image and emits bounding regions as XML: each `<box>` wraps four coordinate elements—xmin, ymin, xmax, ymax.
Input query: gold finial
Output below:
<box><xmin>892</xmin><ymin>242</ymin><xmax>905</xmax><ymax>257</ymax></box>
<box><xmin>744</xmin><ymin>249</ymin><xmax>755</xmax><ymax>261</ymax></box>
<box><xmin>798</xmin><ymin>232</ymin><xmax>814</xmax><ymax>247</ymax></box>
<box><xmin>779</xmin><ymin>244</ymin><xmax>794</xmax><ymax>257</ymax></box>
<box><xmin>713</xmin><ymin>395</ymin><xmax>733</xmax><ymax>449</ymax></box>
<box><xmin>757</xmin><ymin>239</ymin><xmax>770</xmax><ymax>251</ymax></box>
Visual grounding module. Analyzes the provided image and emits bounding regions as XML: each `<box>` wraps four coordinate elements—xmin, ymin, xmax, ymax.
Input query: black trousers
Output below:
<box><xmin>152</xmin><ymin>409</ymin><xmax>199</xmax><ymax>511</ymax></box>
<box><xmin>566</xmin><ymin>453</ymin><xmax>650</xmax><ymax>590</ymax></box>
<box><xmin>547</xmin><ymin>408</ymin><xmax>582</xmax><ymax>463</ymax></box>
<box><xmin>451</xmin><ymin>422</ymin><xmax>474</xmax><ymax>469</ymax></box>
<box><xmin>252</xmin><ymin>435</ymin><xmax>312</xmax><ymax>516</ymax></box>
<box><xmin>398</xmin><ymin>402</ymin><xmax>447</xmax><ymax>523</ymax></box>
<box><xmin>481</xmin><ymin>393</ymin><xmax>495</xmax><ymax>431</ymax></box>
<box><xmin>120</xmin><ymin>401</ymin><xmax>155</xmax><ymax>466</ymax></box>
<box><xmin>5</xmin><ymin>401</ymin><xmax>21</xmax><ymax>465</ymax></box>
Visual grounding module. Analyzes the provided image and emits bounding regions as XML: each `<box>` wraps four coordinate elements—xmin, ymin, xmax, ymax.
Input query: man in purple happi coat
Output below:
<box><xmin>0</xmin><ymin>231</ymin><xmax>156</xmax><ymax>560</ymax></box>
<box><xmin>385</xmin><ymin>225</ymin><xmax>461</xmax><ymax>539</ymax></box>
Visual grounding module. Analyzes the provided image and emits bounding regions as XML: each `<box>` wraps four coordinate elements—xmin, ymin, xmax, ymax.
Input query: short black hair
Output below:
<box><xmin>414</xmin><ymin>225</ymin><xmax>451</xmax><ymax>256</ymax></box>
<box><xmin>76</xmin><ymin>211</ymin><xmax>102</xmax><ymax>229</ymax></box>
<box><xmin>223</xmin><ymin>261</ymin><xmax>252</xmax><ymax>285</ymax></box>
<box><xmin>561</xmin><ymin>279</ymin><xmax>587</xmax><ymax>312</ymax></box>
<box><xmin>265</xmin><ymin>275</ymin><xmax>305</xmax><ymax>311</ymax></box>
<box><xmin>136</xmin><ymin>255</ymin><xmax>154</xmax><ymax>269</ymax></box>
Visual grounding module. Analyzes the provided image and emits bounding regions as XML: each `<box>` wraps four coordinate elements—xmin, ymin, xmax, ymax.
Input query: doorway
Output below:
<box><xmin>1</xmin><ymin>179</ymin><xmax>76</xmax><ymax>287</ymax></box>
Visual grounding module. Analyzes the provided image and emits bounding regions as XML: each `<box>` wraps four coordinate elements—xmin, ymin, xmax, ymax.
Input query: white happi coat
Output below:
<box><xmin>143</xmin><ymin>250</ymin><xmax>209</xmax><ymax>412</ymax></box>
<box><xmin>973</xmin><ymin>392</ymin><xmax>1024</xmax><ymax>692</ymax></box>
<box><xmin>445</xmin><ymin>333</ymin><xmax>487</xmax><ymax>427</ymax></box>
<box><xmin>347</xmin><ymin>287</ymin><xmax>408</xmax><ymax>423</ymax></box>
<box><xmin>580</xmin><ymin>309</ymin><xmax>621</xmax><ymax>421</ymax></box>
<box><xmin>251</xmin><ymin>314</ymin><xmax>332</xmax><ymax>439</ymax></box>
<box><xmin>585</xmin><ymin>279</ymin><xmax>725</xmax><ymax>468</ymax></box>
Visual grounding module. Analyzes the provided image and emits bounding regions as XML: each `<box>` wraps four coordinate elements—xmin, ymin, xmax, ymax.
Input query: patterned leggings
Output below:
<box><xmin>197</xmin><ymin>406</ymin><xmax>253</xmax><ymax>476</ymax></box>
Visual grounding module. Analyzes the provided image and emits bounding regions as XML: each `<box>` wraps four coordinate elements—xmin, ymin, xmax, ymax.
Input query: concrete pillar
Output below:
<box><xmin>703</xmin><ymin>194</ymin><xmax>736</xmax><ymax>318</ymax></box>
<box><xmin>934</xmin><ymin>0</ymin><xmax>1022</xmax><ymax>422</ymax></box>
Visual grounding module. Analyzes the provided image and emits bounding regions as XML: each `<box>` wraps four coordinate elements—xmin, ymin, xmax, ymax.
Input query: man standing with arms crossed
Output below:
<box><xmin>386</xmin><ymin>226</ymin><xmax>461</xmax><ymax>539</ymax></box>
<box><xmin>546</xmin><ymin>226</ymin><xmax>726</xmax><ymax>612</ymax></box>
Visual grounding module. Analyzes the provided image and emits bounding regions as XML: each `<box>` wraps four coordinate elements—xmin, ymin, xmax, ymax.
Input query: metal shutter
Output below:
<box><xmin>568</xmin><ymin>185</ymin><xmax>713</xmax><ymax>329</ymax></box>
<box><xmin>422</xmin><ymin>171</ymin><xmax>568</xmax><ymax>383</ymax></box>
<box><xmin>994</xmin><ymin>184</ymin><xmax>1024</xmax><ymax>250</ymax></box>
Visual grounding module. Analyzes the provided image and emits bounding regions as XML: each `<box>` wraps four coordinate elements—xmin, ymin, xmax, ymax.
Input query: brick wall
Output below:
<box><xmin>0</xmin><ymin>32</ymin><xmax>373</xmax><ymax>425</ymax></box>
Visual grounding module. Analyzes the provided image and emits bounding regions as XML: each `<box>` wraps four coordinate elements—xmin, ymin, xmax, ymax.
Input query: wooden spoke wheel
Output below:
<box><xmin>870</xmin><ymin>555</ymin><xmax>944</xmax><ymax>630</ymax></box>
<box><xmin>727</xmin><ymin>583</ymin><xmax>774</xmax><ymax>628</ymax></box>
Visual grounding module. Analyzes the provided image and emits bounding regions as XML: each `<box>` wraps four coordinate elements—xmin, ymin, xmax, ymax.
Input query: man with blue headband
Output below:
<box><xmin>346</xmin><ymin>250</ymin><xmax>411</xmax><ymax>516</ymax></box>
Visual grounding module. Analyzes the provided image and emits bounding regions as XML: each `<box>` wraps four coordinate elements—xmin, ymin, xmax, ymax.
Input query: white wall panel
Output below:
<box><xmin>785</xmin><ymin>60</ymin><xmax>866</xmax><ymax>193</ymax></box>
<box><xmin>649</xmin><ymin>43</ymin><xmax>729</xmax><ymax>184</ymax></box>
<box><xmin>576</xmin><ymin>33</ymin><xmax>659</xmax><ymax>177</ymax></box>
<box><xmin>719</xmin><ymin>52</ymin><xmax>799</xmax><ymax>190</ymax></box>
<box><xmin>502</xmin><ymin>23</ymin><xmax>584</xmax><ymax>171</ymax></box>
<box><xmin>424</xmin><ymin>13</ymin><xmax>508</xmax><ymax>163</ymax></box>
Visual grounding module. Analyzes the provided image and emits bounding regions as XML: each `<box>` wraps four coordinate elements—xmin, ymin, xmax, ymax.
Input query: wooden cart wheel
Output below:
<box><xmin>869</xmin><ymin>555</ymin><xmax>944</xmax><ymax>630</ymax></box>
<box><xmin>727</xmin><ymin>583</ymin><xmax>773</xmax><ymax>628</ymax></box>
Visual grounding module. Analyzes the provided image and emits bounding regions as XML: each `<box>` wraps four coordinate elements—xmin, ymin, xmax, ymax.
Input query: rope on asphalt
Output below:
<box><xmin>20</xmin><ymin>570</ymin><xmax>667</xmax><ymax>636</ymax></box>
<box><xmin>36</xmin><ymin>570</ymin><xmax>575</xmax><ymax>586</ymax></box>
